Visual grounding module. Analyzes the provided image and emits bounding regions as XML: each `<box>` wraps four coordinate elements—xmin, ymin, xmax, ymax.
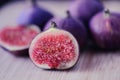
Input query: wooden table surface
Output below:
<box><xmin>0</xmin><ymin>1</ymin><xmax>120</xmax><ymax>80</ymax></box>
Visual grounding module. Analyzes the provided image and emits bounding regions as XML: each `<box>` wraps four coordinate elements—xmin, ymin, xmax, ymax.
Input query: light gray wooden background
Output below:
<box><xmin>0</xmin><ymin>1</ymin><xmax>120</xmax><ymax>80</ymax></box>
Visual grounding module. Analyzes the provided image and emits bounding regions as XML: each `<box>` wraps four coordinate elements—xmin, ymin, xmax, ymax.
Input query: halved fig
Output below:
<box><xmin>0</xmin><ymin>25</ymin><xmax>41</xmax><ymax>55</ymax></box>
<box><xmin>29</xmin><ymin>22</ymin><xmax>79</xmax><ymax>70</ymax></box>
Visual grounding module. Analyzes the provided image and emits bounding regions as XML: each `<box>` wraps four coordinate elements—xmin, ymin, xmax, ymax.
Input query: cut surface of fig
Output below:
<box><xmin>0</xmin><ymin>25</ymin><xmax>40</xmax><ymax>52</ymax></box>
<box><xmin>29</xmin><ymin>26</ymin><xmax>79</xmax><ymax>69</ymax></box>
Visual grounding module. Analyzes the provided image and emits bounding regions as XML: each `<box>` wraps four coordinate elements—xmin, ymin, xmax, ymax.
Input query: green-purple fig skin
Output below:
<box><xmin>44</xmin><ymin>17</ymin><xmax>88</xmax><ymax>49</ymax></box>
<box><xmin>90</xmin><ymin>11</ymin><xmax>120</xmax><ymax>49</ymax></box>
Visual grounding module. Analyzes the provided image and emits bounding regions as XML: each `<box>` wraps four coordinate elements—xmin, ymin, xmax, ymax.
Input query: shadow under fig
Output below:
<box><xmin>84</xmin><ymin>40</ymin><xmax>120</xmax><ymax>54</ymax></box>
<box><xmin>68</xmin><ymin>42</ymin><xmax>120</xmax><ymax>72</ymax></box>
<box><xmin>0</xmin><ymin>46</ymin><xmax>29</xmax><ymax>58</ymax></box>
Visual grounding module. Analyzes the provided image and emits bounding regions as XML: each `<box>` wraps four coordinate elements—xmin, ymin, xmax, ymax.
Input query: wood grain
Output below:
<box><xmin>0</xmin><ymin>1</ymin><xmax>120</xmax><ymax>80</ymax></box>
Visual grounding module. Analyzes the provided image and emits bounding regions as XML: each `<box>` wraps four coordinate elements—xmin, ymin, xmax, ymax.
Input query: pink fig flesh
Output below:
<box><xmin>0</xmin><ymin>25</ymin><xmax>40</xmax><ymax>55</ymax></box>
<box><xmin>29</xmin><ymin>27</ymin><xmax>79</xmax><ymax>69</ymax></box>
<box><xmin>0</xmin><ymin>27</ymin><xmax>38</xmax><ymax>46</ymax></box>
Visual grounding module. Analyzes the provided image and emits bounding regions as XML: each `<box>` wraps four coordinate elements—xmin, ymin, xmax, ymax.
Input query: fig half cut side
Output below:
<box><xmin>0</xmin><ymin>25</ymin><xmax>41</xmax><ymax>55</ymax></box>
<box><xmin>29</xmin><ymin>22</ymin><xmax>79</xmax><ymax>69</ymax></box>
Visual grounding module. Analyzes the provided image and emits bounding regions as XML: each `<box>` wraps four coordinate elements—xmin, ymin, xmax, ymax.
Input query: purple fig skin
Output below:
<box><xmin>69</xmin><ymin>0</ymin><xmax>104</xmax><ymax>24</ymax></box>
<box><xmin>90</xmin><ymin>10</ymin><xmax>120</xmax><ymax>49</ymax></box>
<box><xmin>17</xmin><ymin>5</ymin><xmax>53</xmax><ymax>30</ymax></box>
<box><xmin>44</xmin><ymin>16</ymin><xmax>88</xmax><ymax>49</ymax></box>
<box><xmin>0</xmin><ymin>42</ymin><xmax>28</xmax><ymax>56</ymax></box>
<box><xmin>75</xmin><ymin>0</ymin><xmax>101</xmax><ymax>2</ymax></box>
<box><xmin>1</xmin><ymin>46</ymin><xmax>29</xmax><ymax>56</ymax></box>
<box><xmin>11</xmin><ymin>49</ymin><xmax>28</xmax><ymax>56</ymax></box>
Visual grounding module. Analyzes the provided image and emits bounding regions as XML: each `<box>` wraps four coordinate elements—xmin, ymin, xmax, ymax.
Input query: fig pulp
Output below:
<box><xmin>0</xmin><ymin>25</ymin><xmax>40</xmax><ymax>55</ymax></box>
<box><xmin>29</xmin><ymin>22</ymin><xmax>79</xmax><ymax>69</ymax></box>
<box><xmin>90</xmin><ymin>9</ymin><xmax>120</xmax><ymax>49</ymax></box>
<box><xmin>44</xmin><ymin>11</ymin><xmax>88</xmax><ymax>49</ymax></box>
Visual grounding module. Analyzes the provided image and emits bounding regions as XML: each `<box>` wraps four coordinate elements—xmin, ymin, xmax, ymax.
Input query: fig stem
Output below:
<box><xmin>66</xmin><ymin>10</ymin><xmax>71</xmax><ymax>18</ymax></box>
<box><xmin>51</xmin><ymin>21</ymin><xmax>57</xmax><ymax>28</ymax></box>
<box><xmin>31</xmin><ymin>0</ymin><xmax>37</xmax><ymax>6</ymax></box>
<box><xmin>104</xmin><ymin>9</ymin><xmax>110</xmax><ymax>18</ymax></box>
<box><xmin>105</xmin><ymin>9</ymin><xmax>110</xmax><ymax>14</ymax></box>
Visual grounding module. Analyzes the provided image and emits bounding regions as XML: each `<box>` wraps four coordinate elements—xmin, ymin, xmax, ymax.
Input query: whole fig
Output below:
<box><xmin>90</xmin><ymin>9</ymin><xmax>120</xmax><ymax>49</ymax></box>
<box><xmin>17</xmin><ymin>0</ymin><xmax>53</xmax><ymax>30</ymax></box>
<box><xmin>69</xmin><ymin>0</ymin><xmax>104</xmax><ymax>24</ymax></box>
<box><xmin>44</xmin><ymin>11</ymin><xmax>88</xmax><ymax>49</ymax></box>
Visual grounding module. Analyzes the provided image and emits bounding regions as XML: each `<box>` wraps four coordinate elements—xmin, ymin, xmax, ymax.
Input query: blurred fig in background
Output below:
<box><xmin>90</xmin><ymin>9</ymin><xmax>120</xmax><ymax>50</ymax></box>
<box><xmin>17</xmin><ymin>0</ymin><xmax>53</xmax><ymax>30</ymax></box>
<box><xmin>44</xmin><ymin>11</ymin><xmax>88</xmax><ymax>49</ymax></box>
<box><xmin>68</xmin><ymin>0</ymin><xmax>104</xmax><ymax>25</ymax></box>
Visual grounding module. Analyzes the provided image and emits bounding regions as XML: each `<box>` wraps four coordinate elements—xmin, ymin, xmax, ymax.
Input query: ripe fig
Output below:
<box><xmin>0</xmin><ymin>25</ymin><xmax>41</xmax><ymax>55</ymax></box>
<box><xmin>68</xmin><ymin>0</ymin><xmax>104</xmax><ymax>24</ymax></box>
<box><xmin>17</xmin><ymin>0</ymin><xmax>53</xmax><ymax>30</ymax></box>
<box><xmin>44</xmin><ymin>11</ymin><xmax>88</xmax><ymax>49</ymax></box>
<box><xmin>29</xmin><ymin>22</ymin><xmax>79</xmax><ymax>69</ymax></box>
<box><xmin>90</xmin><ymin>9</ymin><xmax>120</xmax><ymax>49</ymax></box>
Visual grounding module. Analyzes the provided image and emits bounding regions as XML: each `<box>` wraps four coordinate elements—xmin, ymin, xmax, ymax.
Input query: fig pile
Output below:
<box><xmin>1</xmin><ymin>0</ymin><xmax>120</xmax><ymax>70</ymax></box>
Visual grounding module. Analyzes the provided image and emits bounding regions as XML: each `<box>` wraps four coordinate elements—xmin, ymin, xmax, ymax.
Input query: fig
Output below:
<box><xmin>29</xmin><ymin>22</ymin><xmax>79</xmax><ymax>69</ymax></box>
<box><xmin>17</xmin><ymin>0</ymin><xmax>53</xmax><ymax>30</ymax></box>
<box><xmin>90</xmin><ymin>9</ymin><xmax>120</xmax><ymax>49</ymax></box>
<box><xmin>44</xmin><ymin>11</ymin><xmax>88</xmax><ymax>49</ymax></box>
<box><xmin>0</xmin><ymin>25</ymin><xmax>41</xmax><ymax>55</ymax></box>
<box><xmin>68</xmin><ymin>0</ymin><xmax>104</xmax><ymax>24</ymax></box>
